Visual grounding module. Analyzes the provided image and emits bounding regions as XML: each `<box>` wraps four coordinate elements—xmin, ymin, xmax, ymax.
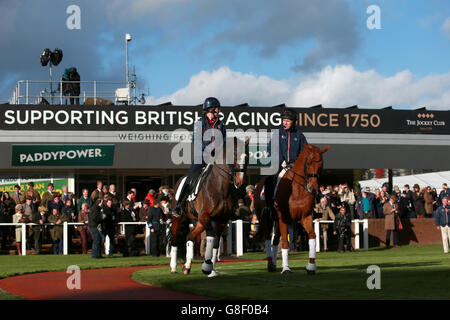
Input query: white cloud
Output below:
<box><xmin>442</xmin><ymin>17</ymin><xmax>450</xmax><ymax>40</ymax></box>
<box><xmin>146</xmin><ymin>65</ymin><xmax>450</xmax><ymax>109</ymax></box>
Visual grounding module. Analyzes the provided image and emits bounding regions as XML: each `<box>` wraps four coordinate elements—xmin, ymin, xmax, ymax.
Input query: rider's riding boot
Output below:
<box><xmin>172</xmin><ymin>183</ymin><xmax>189</xmax><ymax>217</ymax></box>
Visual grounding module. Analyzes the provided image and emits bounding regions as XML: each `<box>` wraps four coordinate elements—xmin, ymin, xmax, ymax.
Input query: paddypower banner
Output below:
<box><xmin>12</xmin><ymin>145</ymin><xmax>114</xmax><ymax>166</ymax></box>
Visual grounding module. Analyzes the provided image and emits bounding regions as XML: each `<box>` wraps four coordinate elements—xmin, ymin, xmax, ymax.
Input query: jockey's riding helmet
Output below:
<box><xmin>281</xmin><ymin>108</ymin><xmax>297</xmax><ymax>122</ymax></box>
<box><xmin>203</xmin><ymin>97</ymin><xmax>221</xmax><ymax>111</ymax></box>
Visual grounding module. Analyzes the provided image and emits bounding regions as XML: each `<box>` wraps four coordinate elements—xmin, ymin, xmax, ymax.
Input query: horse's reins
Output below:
<box><xmin>285</xmin><ymin>153</ymin><xmax>321</xmax><ymax>193</ymax></box>
<box><xmin>184</xmin><ymin>161</ymin><xmax>247</xmax><ymax>220</ymax></box>
<box><xmin>214</xmin><ymin>163</ymin><xmax>247</xmax><ymax>185</ymax></box>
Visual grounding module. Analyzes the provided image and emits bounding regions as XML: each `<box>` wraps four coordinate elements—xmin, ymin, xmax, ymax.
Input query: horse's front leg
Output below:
<box><xmin>208</xmin><ymin>223</ymin><xmax>225</xmax><ymax>278</ymax></box>
<box><xmin>183</xmin><ymin>221</ymin><xmax>205</xmax><ymax>275</ymax></box>
<box><xmin>278</xmin><ymin>217</ymin><xmax>292</xmax><ymax>274</ymax></box>
<box><xmin>201</xmin><ymin>222</ymin><xmax>220</xmax><ymax>277</ymax></box>
<box><xmin>301</xmin><ymin>214</ymin><xmax>317</xmax><ymax>275</ymax></box>
<box><xmin>169</xmin><ymin>217</ymin><xmax>181</xmax><ymax>274</ymax></box>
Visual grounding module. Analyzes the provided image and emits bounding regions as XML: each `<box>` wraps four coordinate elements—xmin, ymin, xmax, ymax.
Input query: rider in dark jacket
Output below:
<box><xmin>264</xmin><ymin>108</ymin><xmax>308</xmax><ymax>211</ymax></box>
<box><xmin>172</xmin><ymin>97</ymin><xmax>226</xmax><ymax>216</ymax></box>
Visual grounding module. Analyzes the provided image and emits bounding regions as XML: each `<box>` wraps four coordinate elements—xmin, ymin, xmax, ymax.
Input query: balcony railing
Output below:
<box><xmin>9</xmin><ymin>80</ymin><xmax>136</xmax><ymax>105</ymax></box>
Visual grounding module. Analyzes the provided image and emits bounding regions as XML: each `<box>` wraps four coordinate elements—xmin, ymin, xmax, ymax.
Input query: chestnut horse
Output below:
<box><xmin>169</xmin><ymin>137</ymin><xmax>249</xmax><ymax>277</ymax></box>
<box><xmin>254</xmin><ymin>144</ymin><xmax>330</xmax><ymax>274</ymax></box>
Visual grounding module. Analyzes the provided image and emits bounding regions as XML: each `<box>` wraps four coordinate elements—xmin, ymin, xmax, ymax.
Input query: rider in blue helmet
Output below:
<box><xmin>172</xmin><ymin>97</ymin><xmax>226</xmax><ymax>216</ymax></box>
<box><xmin>264</xmin><ymin>108</ymin><xmax>308</xmax><ymax>212</ymax></box>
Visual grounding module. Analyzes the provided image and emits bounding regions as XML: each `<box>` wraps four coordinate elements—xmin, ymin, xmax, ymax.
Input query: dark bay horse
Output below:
<box><xmin>254</xmin><ymin>144</ymin><xmax>330</xmax><ymax>274</ymax></box>
<box><xmin>169</xmin><ymin>137</ymin><xmax>249</xmax><ymax>276</ymax></box>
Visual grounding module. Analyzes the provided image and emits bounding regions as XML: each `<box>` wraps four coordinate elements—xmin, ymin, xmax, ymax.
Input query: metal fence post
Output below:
<box><xmin>63</xmin><ymin>222</ymin><xmax>68</xmax><ymax>255</ymax></box>
<box><xmin>314</xmin><ymin>220</ymin><xmax>320</xmax><ymax>252</ymax></box>
<box><xmin>227</xmin><ymin>221</ymin><xmax>232</xmax><ymax>255</ymax></box>
<box><xmin>363</xmin><ymin>219</ymin><xmax>369</xmax><ymax>251</ymax></box>
<box><xmin>60</xmin><ymin>81</ymin><xmax>63</xmax><ymax>104</ymax></box>
<box><xmin>94</xmin><ymin>81</ymin><xmax>97</xmax><ymax>105</ymax></box>
<box><xmin>354</xmin><ymin>219</ymin><xmax>360</xmax><ymax>250</ymax></box>
<box><xmin>26</xmin><ymin>80</ymin><xmax>29</xmax><ymax>104</ymax></box>
<box><xmin>145</xmin><ymin>223</ymin><xmax>151</xmax><ymax>255</ymax></box>
<box><xmin>236</xmin><ymin>219</ymin><xmax>243</xmax><ymax>257</ymax></box>
<box><xmin>21</xmin><ymin>223</ymin><xmax>26</xmax><ymax>256</ymax></box>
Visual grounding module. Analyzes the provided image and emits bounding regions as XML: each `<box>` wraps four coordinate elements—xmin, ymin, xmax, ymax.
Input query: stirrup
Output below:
<box><xmin>172</xmin><ymin>206</ymin><xmax>182</xmax><ymax>218</ymax></box>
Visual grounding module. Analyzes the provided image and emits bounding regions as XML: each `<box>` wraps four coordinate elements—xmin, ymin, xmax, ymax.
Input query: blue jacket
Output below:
<box><xmin>193</xmin><ymin>115</ymin><xmax>226</xmax><ymax>151</ymax></box>
<box><xmin>356</xmin><ymin>194</ymin><xmax>375</xmax><ymax>216</ymax></box>
<box><xmin>437</xmin><ymin>189</ymin><xmax>450</xmax><ymax>206</ymax></box>
<box><xmin>434</xmin><ymin>205</ymin><xmax>450</xmax><ymax>227</ymax></box>
<box><xmin>269</xmin><ymin>127</ymin><xmax>308</xmax><ymax>166</ymax></box>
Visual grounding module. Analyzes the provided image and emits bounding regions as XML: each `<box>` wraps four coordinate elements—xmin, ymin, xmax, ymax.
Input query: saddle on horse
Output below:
<box><xmin>261</xmin><ymin>162</ymin><xmax>293</xmax><ymax>220</ymax></box>
<box><xmin>173</xmin><ymin>165</ymin><xmax>212</xmax><ymax>217</ymax></box>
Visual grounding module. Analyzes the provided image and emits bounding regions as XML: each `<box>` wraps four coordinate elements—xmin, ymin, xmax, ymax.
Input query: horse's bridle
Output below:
<box><xmin>215</xmin><ymin>163</ymin><xmax>247</xmax><ymax>188</ymax></box>
<box><xmin>286</xmin><ymin>153</ymin><xmax>321</xmax><ymax>193</ymax></box>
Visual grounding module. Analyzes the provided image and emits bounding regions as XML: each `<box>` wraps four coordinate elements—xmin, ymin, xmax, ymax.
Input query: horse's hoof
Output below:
<box><xmin>267</xmin><ymin>257</ymin><xmax>275</xmax><ymax>272</ymax></box>
<box><xmin>208</xmin><ymin>270</ymin><xmax>218</xmax><ymax>278</ymax></box>
<box><xmin>281</xmin><ymin>268</ymin><xmax>292</xmax><ymax>274</ymax></box>
<box><xmin>170</xmin><ymin>270</ymin><xmax>177</xmax><ymax>274</ymax></box>
<box><xmin>182</xmin><ymin>266</ymin><xmax>191</xmax><ymax>275</ymax></box>
<box><xmin>202</xmin><ymin>260</ymin><xmax>213</xmax><ymax>275</ymax></box>
<box><xmin>306</xmin><ymin>262</ymin><xmax>316</xmax><ymax>275</ymax></box>
<box><xmin>267</xmin><ymin>263</ymin><xmax>277</xmax><ymax>272</ymax></box>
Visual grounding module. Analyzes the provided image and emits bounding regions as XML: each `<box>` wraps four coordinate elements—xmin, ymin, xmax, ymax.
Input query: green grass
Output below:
<box><xmin>132</xmin><ymin>245</ymin><xmax>450</xmax><ymax>300</ymax></box>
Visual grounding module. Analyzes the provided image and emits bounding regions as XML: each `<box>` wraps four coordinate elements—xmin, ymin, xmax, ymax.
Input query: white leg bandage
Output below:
<box><xmin>205</xmin><ymin>236</ymin><xmax>214</xmax><ymax>261</ymax></box>
<box><xmin>309</xmin><ymin>239</ymin><xmax>316</xmax><ymax>260</ymax></box>
<box><xmin>217</xmin><ymin>237</ymin><xmax>223</xmax><ymax>261</ymax></box>
<box><xmin>185</xmin><ymin>240</ymin><xmax>194</xmax><ymax>269</ymax></box>
<box><xmin>282</xmin><ymin>248</ymin><xmax>289</xmax><ymax>269</ymax></box>
<box><xmin>170</xmin><ymin>246</ymin><xmax>177</xmax><ymax>272</ymax></box>
<box><xmin>212</xmin><ymin>248</ymin><xmax>218</xmax><ymax>271</ymax></box>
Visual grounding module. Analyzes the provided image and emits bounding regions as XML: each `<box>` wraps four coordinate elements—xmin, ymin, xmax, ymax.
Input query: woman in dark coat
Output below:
<box><xmin>412</xmin><ymin>184</ymin><xmax>425</xmax><ymax>218</ymax></box>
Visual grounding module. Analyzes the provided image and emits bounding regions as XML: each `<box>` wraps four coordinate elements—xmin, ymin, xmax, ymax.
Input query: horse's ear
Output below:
<box><xmin>320</xmin><ymin>145</ymin><xmax>330</xmax><ymax>154</ymax></box>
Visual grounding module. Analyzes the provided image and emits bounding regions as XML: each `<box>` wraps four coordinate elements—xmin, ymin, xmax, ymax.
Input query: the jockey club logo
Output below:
<box><xmin>405</xmin><ymin>113</ymin><xmax>445</xmax><ymax>128</ymax></box>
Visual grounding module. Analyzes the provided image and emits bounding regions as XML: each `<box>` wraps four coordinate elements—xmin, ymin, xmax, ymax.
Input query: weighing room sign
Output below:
<box><xmin>11</xmin><ymin>145</ymin><xmax>114</xmax><ymax>166</ymax></box>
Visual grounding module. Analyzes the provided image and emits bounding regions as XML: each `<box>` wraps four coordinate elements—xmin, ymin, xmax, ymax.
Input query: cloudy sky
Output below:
<box><xmin>0</xmin><ymin>0</ymin><xmax>449</xmax><ymax>109</ymax></box>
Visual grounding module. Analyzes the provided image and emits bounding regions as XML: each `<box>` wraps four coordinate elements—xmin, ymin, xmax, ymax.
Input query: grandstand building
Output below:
<box><xmin>0</xmin><ymin>103</ymin><xmax>448</xmax><ymax>198</ymax></box>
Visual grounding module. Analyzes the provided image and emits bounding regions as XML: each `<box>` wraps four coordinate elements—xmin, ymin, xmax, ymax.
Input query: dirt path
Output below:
<box><xmin>0</xmin><ymin>265</ymin><xmax>206</xmax><ymax>300</ymax></box>
<box><xmin>0</xmin><ymin>259</ymin><xmax>271</xmax><ymax>300</ymax></box>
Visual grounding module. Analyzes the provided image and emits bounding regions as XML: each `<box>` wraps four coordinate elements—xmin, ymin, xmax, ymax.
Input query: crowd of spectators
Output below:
<box><xmin>0</xmin><ymin>181</ymin><xmax>175</xmax><ymax>258</ymax></box>
<box><xmin>0</xmin><ymin>180</ymin><xmax>449</xmax><ymax>257</ymax></box>
<box><xmin>238</xmin><ymin>182</ymin><xmax>450</xmax><ymax>254</ymax></box>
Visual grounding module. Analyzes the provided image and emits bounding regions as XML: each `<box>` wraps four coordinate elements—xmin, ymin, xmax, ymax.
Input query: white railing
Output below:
<box><xmin>225</xmin><ymin>219</ymin><xmax>249</xmax><ymax>257</ymax></box>
<box><xmin>1</xmin><ymin>219</ymin><xmax>366</xmax><ymax>257</ymax></box>
<box><xmin>8</xmin><ymin>80</ymin><xmax>133</xmax><ymax>105</ymax></box>
<box><xmin>313</xmin><ymin>219</ymin><xmax>369</xmax><ymax>252</ymax></box>
<box><xmin>0</xmin><ymin>222</ymin><xmax>151</xmax><ymax>256</ymax></box>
